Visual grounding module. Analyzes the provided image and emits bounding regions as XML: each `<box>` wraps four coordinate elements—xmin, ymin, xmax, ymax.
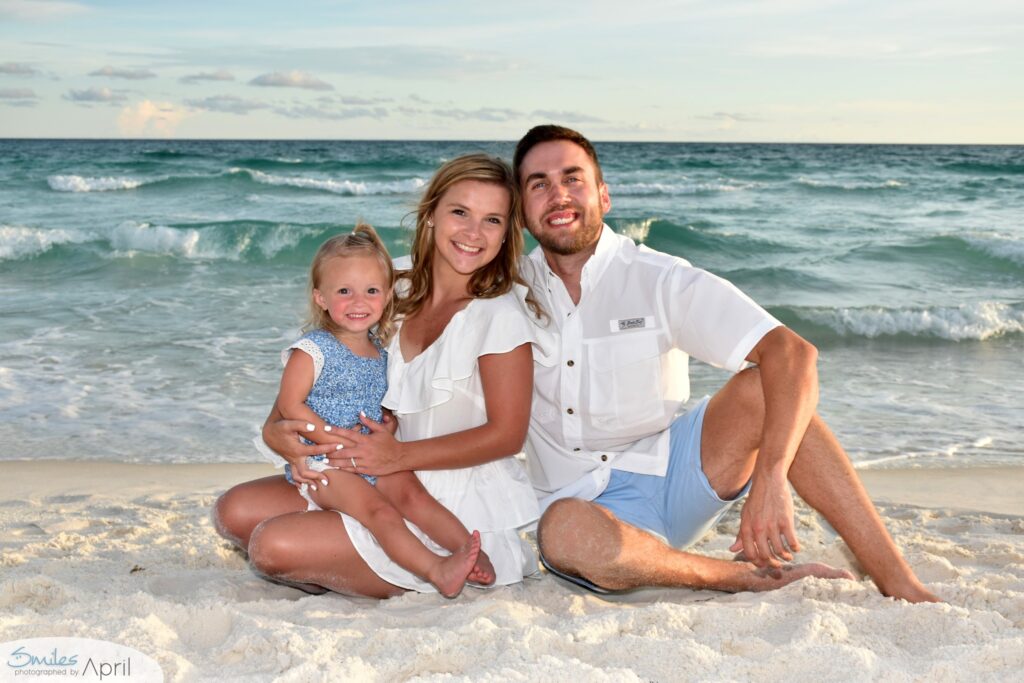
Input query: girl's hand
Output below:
<box><xmin>326</xmin><ymin>412</ymin><xmax>405</xmax><ymax>477</ymax></box>
<box><xmin>284</xmin><ymin>454</ymin><xmax>323</xmax><ymax>489</ymax></box>
<box><xmin>380</xmin><ymin>409</ymin><xmax>399</xmax><ymax>436</ymax></box>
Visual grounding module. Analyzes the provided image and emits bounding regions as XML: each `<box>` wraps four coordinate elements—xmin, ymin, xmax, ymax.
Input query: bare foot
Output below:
<box><xmin>753</xmin><ymin>562</ymin><xmax>856</xmax><ymax>591</ymax></box>
<box><xmin>467</xmin><ymin>549</ymin><xmax>496</xmax><ymax>586</ymax></box>
<box><xmin>428</xmin><ymin>530</ymin><xmax>481</xmax><ymax>598</ymax></box>
<box><xmin>878</xmin><ymin>577</ymin><xmax>943</xmax><ymax>604</ymax></box>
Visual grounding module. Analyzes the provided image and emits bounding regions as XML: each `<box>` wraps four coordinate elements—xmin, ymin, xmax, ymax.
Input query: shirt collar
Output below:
<box><xmin>528</xmin><ymin>223</ymin><xmax>620</xmax><ymax>288</ymax></box>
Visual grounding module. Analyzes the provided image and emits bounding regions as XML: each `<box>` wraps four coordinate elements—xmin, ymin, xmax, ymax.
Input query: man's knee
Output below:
<box><xmin>537</xmin><ymin>498</ymin><xmax>611</xmax><ymax>572</ymax></box>
<box><xmin>730</xmin><ymin>366</ymin><xmax>765</xmax><ymax>421</ymax></box>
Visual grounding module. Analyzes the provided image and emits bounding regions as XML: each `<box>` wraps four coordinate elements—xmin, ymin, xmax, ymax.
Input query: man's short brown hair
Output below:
<box><xmin>513</xmin><ymin>124</ymin><xmax>603</xmax><ymax>184</ymax></box>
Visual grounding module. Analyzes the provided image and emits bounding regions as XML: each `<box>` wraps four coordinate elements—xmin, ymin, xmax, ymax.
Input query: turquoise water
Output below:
<box><xmin>1</xmin><ymin>139</ymin><xmax>1021</xmax><ymax>467</ymax></box>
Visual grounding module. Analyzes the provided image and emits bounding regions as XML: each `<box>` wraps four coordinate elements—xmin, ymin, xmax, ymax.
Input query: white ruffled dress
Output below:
<box><xmin>339</xmin><ymin>286</ymin><xmax>555</xmax><ymax>592</ymax></box>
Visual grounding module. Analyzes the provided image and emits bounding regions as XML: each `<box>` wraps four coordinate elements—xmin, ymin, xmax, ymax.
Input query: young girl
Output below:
<box><xmin>275</xmin><ymin>224</ymin><xmax>494</xmax><ymax>597</ymax></box>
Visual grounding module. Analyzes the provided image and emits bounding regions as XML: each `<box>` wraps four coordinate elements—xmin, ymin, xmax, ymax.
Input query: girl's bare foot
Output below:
<box><xmin>467</xmin><ymin>549</ymin><xmax>496</xmax><ymax>586</ymax></box>
<box><xmin>428</xmin><ymin>530</ymin><xmax>481</xmax><ymax>598</ymax></box>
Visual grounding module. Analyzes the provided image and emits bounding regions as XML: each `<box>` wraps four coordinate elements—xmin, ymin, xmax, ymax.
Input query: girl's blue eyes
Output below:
<box><xmin>337</xmin><ymin>288</ymin><xmax>382</xmax><ymax>295</ymax></box>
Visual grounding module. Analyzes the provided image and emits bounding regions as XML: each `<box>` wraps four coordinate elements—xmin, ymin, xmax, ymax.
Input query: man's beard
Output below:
<box><xmin>528</xmin><ymin>207</ymin><xmax>603</xmax><ymax>256</ymax></box>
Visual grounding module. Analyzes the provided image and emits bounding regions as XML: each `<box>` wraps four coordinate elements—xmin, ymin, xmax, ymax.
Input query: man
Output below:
<box><xmin>513</xmin><ymin>125</ymin><xmax>938</xmax><ymax>601</ymax></box>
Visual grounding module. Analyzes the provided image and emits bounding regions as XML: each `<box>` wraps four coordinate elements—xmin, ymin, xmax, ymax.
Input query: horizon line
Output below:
<box><xmin>1</xmin><ymin>136</ymin><xmax>1021</xmax><ymax>147</ymax></box>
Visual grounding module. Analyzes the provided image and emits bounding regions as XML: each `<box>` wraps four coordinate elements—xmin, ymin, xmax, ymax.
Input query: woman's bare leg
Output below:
<box><xmin>214</xmin><ymin>475</ymin><xmax>406</xmax><ymax>597</ymax></box>
<box><xmin>213</xmin><ymin>475</ymin><xmax>306</xmax><ymax>549</ymax></box>
<box><xmin>247</xmin><ymin>510</ymin><xmax>406</xmax><ymax>598</ymax></box>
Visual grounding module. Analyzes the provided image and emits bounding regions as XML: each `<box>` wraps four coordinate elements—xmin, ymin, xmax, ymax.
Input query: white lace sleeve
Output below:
<box><xmin>281</xmin><ymin>337</ymin><xmax>324</xmax><ymax>385</ymax></box>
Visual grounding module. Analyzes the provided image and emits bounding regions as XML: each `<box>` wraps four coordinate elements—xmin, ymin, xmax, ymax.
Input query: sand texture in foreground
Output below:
<box><xmin>1</xmin><ymin>462</ymin><xmax>1022</xmax><ymax>682</ymax></box>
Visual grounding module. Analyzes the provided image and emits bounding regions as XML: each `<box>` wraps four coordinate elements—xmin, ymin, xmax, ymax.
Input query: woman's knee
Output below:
<box><xmin>212</xmin><ymin>485</ymin><xmax>253</xmax><ymax>548</ymax></box>
<box><xmin>247</xmin><ymin>518</ymin><xmax>298</xmax><ymax>578</ymax></box>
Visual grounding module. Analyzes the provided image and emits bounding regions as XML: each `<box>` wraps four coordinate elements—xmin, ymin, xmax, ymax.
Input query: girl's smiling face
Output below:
<box><xmin>313</xmin><ymin>254</ymin><xmax>390</xmax><ymax>338</ymax></box>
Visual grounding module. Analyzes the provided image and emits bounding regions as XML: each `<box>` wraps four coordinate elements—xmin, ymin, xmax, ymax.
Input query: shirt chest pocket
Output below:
<box><xmin>585</xmin><ymin>330</ymin><xmax>665</xmax><ymax>429</ymax></box>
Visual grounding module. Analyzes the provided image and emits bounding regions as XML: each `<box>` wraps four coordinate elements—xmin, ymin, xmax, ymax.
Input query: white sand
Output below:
<box><xmin>1</xmin><ymin>461</ymin><xmax>1021</xmax><ymax>681</ymax></box>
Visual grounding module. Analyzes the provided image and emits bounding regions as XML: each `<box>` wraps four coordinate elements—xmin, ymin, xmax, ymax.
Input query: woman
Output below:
<box><xmin>214</xmin><ymin>154</ymin><xmax>552</xmax><ymax>598</ymax></box>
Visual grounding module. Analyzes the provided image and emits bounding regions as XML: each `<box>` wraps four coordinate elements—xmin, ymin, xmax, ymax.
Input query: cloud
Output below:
<box><xmin>274</xmin><ymin>104</ymin><xmax>388</xmax><ymax>121</ymax></box>
<box><xmin>89</xmin><ymin>66</ymin><xmax>157</xmax><ymax>80</ymax></box>
<box><xmin>249</xmin><ymin>70</ymin><xmax>333</xmax><ymax>91</ymax></box>
<box><xmin>0</xmin><ymin>0</ymin><xmax>89</xmax><ymax>21</ymax></box>
<box><xmin>179</xmin><ymin>69</ymin><xmax>234</xmax><ymax>84</ymax></box>
<box><xmin>697</xmin><ymin>112</ymin><xmax>763</xmax><ymax>123</ymax></box>
<box><xmin>0</xmin><ymin>87</ymin><xmax>39</xmax><ymax>106</ymax></box>
<box><xmin>338</xmin><ymin>95</ymin><xmax>390</xmax><ymax>106</ymax></box>
<box><xmin>530</xmin><ymin>110</ymin><xmax>607</xmax><ymax>124</ymax></box>
<box><xmin>118</xmin><ymin>100</ymin><xmax>188</xmax><ymax>137</ymax></box>
<box><xmin>430</xmin><ymin>107</ymin><xmax>522</xmax><ymax>122</ymax></box>
<box><xmin>0</xmin><ymin>62</ymin><xmax>40</xmax><ymax>76</ymax></box>
<box><xmin>0</xmin><ymin>87</ymin><xmax>38</xmax><ymax>98</ymax></box>
<box><xmin>63</xmin><ymin>87</ymin><xmax>127</xmax><ymax>104</ymax></box>
<box><xmin>185</xmin><ymin>95</ymin><xmax>268</xmax><ymax>115</ymax></box>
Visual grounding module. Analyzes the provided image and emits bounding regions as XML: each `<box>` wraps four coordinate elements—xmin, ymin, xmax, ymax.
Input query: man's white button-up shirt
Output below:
<box><xmin>521</xmin><ymin>225</ymin><xmax>781</xmax><ymax>503</ymax></box>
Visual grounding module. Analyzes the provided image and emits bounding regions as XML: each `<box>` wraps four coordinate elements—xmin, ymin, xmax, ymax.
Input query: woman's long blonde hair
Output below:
<box><xmin>305</xmin><ymin>223</ymin><xmax>397</xmax><ymax>344</ymax></box>
<box><xmin>396</xmin><ymin>153</ymin><xmax>542</xmax><ymax>320</ymax></box>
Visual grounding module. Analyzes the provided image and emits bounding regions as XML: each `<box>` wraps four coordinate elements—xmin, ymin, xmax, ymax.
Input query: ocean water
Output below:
<box><xmin>1</xmin><ymin>139</ymin><xmax>1021</xmax><ymax>468</ymax></box>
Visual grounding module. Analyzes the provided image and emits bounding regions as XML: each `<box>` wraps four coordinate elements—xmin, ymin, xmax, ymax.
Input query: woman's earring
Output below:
<box><xmin>426</xmin><ymin>219</ymin><xmax>433</xmax><ymax>228</ymax></box>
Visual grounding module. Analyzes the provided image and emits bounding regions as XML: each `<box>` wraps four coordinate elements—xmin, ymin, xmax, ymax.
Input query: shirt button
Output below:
<box><xmin>600</xmin><ymin>454</ymin><xmax>608</xmax><ymax>462</ymax></box>
<box><xmin>566</xmin><ymin>408</ymin><xmax>574</xmax><ymax>415</ymax></box>
<box><xmin>567</xmin><ymin>360</ymin><xmax>575</xmax><ymax>367</ymax></box>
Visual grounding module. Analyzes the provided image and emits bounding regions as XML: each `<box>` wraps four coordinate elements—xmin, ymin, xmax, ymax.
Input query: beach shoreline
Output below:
<box><xmin>2</xmin><ymin>460</ymin><xmax>1019</xmax><ymax>515</ymax></box>
<box><xmin>1</xmin><ymin>460</ymin><xmax>1021</xmax><ymax>680</ymax></box>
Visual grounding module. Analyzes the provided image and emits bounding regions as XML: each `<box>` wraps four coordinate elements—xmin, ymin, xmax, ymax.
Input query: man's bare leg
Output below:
<box><xmin>701</xmin><ymin>368</ymin><xmax>939</xmax><ymax>602</ymax></box>
<box><xmin>538</xmin><ymin>498</ymin><xmax>852</xmax><ymax>592</ymax></box>
<box><xmin>539</xmin><ymin>368</ymin><xmax>937</xmax><ymax>601</ymax></box>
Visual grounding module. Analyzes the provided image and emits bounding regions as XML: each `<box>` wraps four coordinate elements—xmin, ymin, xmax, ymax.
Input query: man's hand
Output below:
<box><xmin>326</xmin><ymin>412</ymin><xmax>406</xmax><ymax>477</ymax></box>
<box><xmin>730</xmin><ymin>473</ymin><xmax>801</xmax><ymax>568</ymax></box>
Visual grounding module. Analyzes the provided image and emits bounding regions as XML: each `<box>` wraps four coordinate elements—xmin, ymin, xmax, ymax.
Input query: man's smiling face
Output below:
<box><xmin>519</xmin><ymin>139</ymin><xmax>611</xmax><ymax>256</ymax></box>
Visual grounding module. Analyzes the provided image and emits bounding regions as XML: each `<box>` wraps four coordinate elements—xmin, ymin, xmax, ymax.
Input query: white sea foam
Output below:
<box><xmin>0</xmin><ymin>224</ymin><xmax>96</xmax><ymax>260</ymax></box>
<box><xmin>104</xmin><ymin>221</ymin><xmax>317</xmax><ymax>261</ymax></box>
<box><xmin>618</xmin><ymin>218</ymin><xmax>655</xmax><ymax>243</ymax></box>
<box><xmin>612</xmin><ymin>181</ymin><xmax>756</xmax><ymax>195</ymax></box>
<box><xmin>961</xmin><ymin>234</ymin><xmax>1024</xmax><ymax>267</ymax></box>
<box><xmin>47</xmin><ymin>174</ymin><xmax>149</xmax><ymax>192</ymax></box>
<box><xmin>795</xmin><ymin>302</ymin><xmax>1024</xmax><ymax>341</ymax></box>
<box><xmin>231</xmin><ymin>168</ymin><xmax>426</xmax><ymax>195</ymax></box>
<box><xmin>797</xmin><ymin>177</ymin><xmax>904</xmax><ymax>190</ymax></box>
<box><xmin>109</xmin><ymin>222</ymin><xmax>209</xmax><ymax>259</ymax></box>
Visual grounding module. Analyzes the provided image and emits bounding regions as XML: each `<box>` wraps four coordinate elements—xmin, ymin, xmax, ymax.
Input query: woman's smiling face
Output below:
<box><xmin>429</xmin><ymin>179</ymin><xmax>511</xmax><ymax>277</ymax></box>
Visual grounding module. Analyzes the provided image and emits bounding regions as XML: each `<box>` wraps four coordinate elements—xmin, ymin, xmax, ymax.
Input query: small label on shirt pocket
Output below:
<box><xmin>609</xmin><ymin>316</ymin><xmax>654</xmax><ymax>333</ymax></box>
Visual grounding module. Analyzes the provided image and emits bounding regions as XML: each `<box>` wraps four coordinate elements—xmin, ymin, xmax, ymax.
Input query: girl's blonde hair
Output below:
<box><xmin>397</xmin><ymin>153</ymin><xmax>543</xmax><ymax>320</ymax></box>
<box><xmin>306</xmin><ymin>223</ymin><xmax>396</xmax><ymax>344</ymax></box>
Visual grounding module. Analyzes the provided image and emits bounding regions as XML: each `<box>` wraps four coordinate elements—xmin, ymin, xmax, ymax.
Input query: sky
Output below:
<box><xmin>1</xmin><ymin>0</ymin><xmax>1022</xmax><ymax>143</ymax></box>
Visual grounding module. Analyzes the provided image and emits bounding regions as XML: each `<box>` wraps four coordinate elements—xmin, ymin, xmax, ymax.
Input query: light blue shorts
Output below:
<box><xmin>540</xmin><ymin>397</ymin><xmax>750</xmax><ymax>593</ymax></box>
<box><xmin>594</xmin><ymin>396</ymin><xmax>749</xmax><ymax>548</ymax></box>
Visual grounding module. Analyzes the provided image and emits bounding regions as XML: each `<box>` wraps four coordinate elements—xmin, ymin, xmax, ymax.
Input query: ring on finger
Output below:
<box><xmin>350</xmin><ymin>456</ymin><xmax>357</xmax><ymax>469</ymax></box>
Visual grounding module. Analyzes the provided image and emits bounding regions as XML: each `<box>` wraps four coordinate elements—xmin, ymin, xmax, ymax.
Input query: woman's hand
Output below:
<box><xmin>262</xmin><ymin>413</ymin><xmax>358</xmax><ymax>474</ymax></box>
<box><xmin>326</xmin><ymin>412</ymin><xmax>406</xmax><ymax>477</ymax></box>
